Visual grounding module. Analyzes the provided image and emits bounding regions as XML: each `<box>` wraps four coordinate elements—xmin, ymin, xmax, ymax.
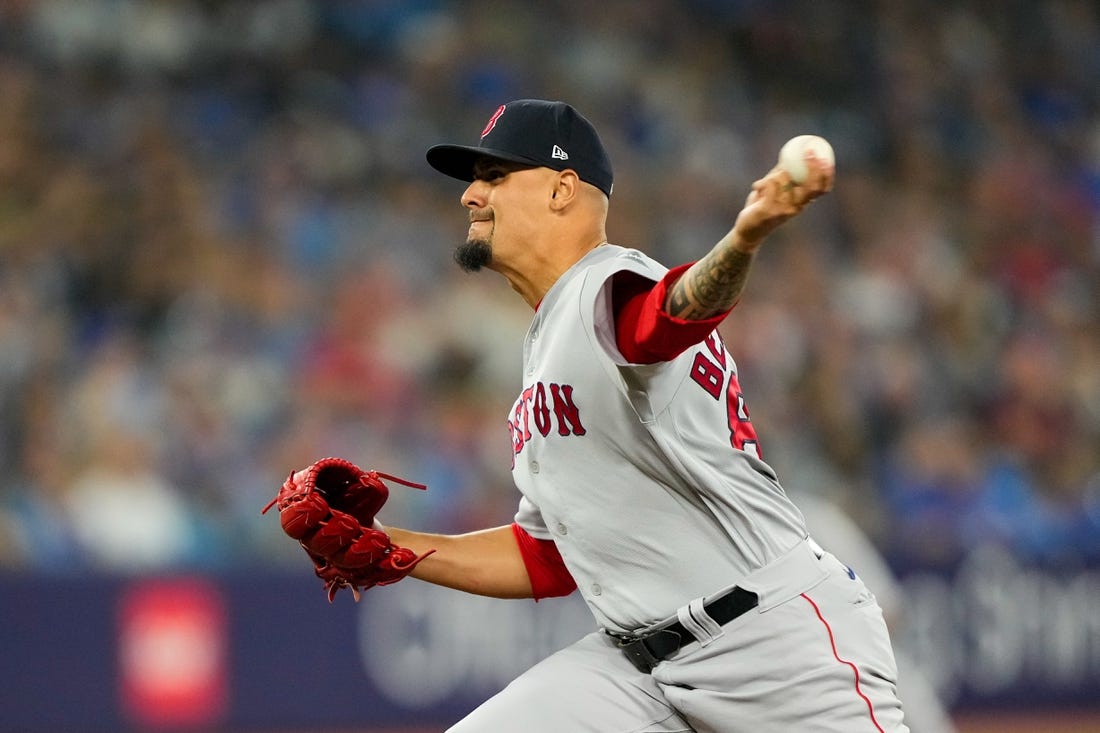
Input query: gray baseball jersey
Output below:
<box><xmin>510</xmin><ymin>244</ymin><xmax>808</xmax><ymax>633</ymax></box>
<box><xmin>456</xmin><ymin>244</ymin><xmax>910</xmax><ymax>732</ymax></box>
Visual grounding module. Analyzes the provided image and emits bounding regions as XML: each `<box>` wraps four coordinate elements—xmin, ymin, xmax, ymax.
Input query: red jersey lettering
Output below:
<box><xmin>689</xmin><ymin>334</ymin><xmax>762</xmax><ymax>457</ymax></box>
<box><xmin>509</xmin><ymin>382</ymin><xmax>587</xmax><ymax>458</ymax></box>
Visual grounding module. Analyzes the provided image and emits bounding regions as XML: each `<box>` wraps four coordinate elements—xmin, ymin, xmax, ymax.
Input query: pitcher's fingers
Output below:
<box><xmin>803</xmin><ymin>153</ymin><xmax>835</xmax><ymax>194</ymax></box>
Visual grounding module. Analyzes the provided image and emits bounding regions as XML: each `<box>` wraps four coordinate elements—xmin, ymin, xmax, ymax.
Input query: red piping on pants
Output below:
<box><xmin>800</xmin><ymin>593</ymin><xmax>887</xmax><ymax>733</ymax></box>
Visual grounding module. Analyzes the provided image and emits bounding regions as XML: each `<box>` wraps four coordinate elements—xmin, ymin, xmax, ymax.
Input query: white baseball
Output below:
<box><xmin>778</xmin><ymin>135</ymin><xmax>834</xmax><ymax>184</ymax></box>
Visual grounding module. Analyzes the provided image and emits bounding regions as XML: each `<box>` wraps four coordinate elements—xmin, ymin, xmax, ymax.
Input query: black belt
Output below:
<box><xmin>611</xmin><ymin>586</ymin><xmax>759</xmax><ymax>673</ymax></box>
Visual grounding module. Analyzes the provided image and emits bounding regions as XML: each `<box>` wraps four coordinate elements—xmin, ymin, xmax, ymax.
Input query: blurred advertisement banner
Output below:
<box><xmin>357</xmin><ymin>581</ymin><xmax>593</xmax><ymax>708</ymax></box>
<box><xmin>117</xmin><ymin>578</ymin><xmax>228</xmax><ymax>728</ymax></box>
<box><xmin>898</xmin><ymin>545</ymin><xmax>1100</xmax><ymax>708</ymax></box>
<box><xmin>0</xmin><ymin>556</ymin><xmax>1097</xmax><ymax>732</ymax></box>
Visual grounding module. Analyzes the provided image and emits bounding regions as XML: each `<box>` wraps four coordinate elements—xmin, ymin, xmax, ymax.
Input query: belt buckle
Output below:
<box><xmin>615</xmin><ymin>629</ymin><xmax>682</xmax><ymax>674</ymax></box>
<box><xmin>617</xmin><ymin>636</ymin><xmax>660</xmax><ymax>673</ymax></box>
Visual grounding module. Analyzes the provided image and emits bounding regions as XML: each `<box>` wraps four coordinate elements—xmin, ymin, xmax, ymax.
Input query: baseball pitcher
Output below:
<box><xmin>266</xmin><ymin>99</ymin><xmax>910</xmax><ymax>733</ymax></box>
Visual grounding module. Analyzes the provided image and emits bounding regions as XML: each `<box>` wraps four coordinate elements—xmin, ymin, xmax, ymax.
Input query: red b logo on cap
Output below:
<box><xmin>481</xmin><ymin>105</ymin><xmax>506</xmax><ymax>138</ymax></box>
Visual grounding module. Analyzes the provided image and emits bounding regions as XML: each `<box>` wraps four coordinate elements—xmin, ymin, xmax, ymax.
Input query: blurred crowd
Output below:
<box><xmin>0</xmin><ymin>0</ymin><xmax>1097</xmax><ymax>575</ymax></box>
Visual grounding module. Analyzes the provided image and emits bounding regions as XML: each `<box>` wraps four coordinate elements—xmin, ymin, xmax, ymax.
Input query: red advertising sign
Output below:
<box><xmin>117</xmin><ymin>578</ymin><xmax>228</xmax><ymax>728</ymax></box>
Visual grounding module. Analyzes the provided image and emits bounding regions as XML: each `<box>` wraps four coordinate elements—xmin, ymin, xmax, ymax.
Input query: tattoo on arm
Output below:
<box><xmin>665</xmin><ymin>245</ymin><xmax>755</xmax><ymax>320</ymax></box>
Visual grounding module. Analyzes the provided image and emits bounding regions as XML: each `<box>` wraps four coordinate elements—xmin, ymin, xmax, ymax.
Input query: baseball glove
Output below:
<box><xmin>262</xmin><ymin>457</ymin><xmax>434</xmax><ymax>602</ymax></box>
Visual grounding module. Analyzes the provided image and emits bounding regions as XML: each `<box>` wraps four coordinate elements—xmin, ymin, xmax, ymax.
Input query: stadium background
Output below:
<box><xmin>0</xmin><ymin>1</ymin><xmax>1097</xmax><ymax>731</ymax></box>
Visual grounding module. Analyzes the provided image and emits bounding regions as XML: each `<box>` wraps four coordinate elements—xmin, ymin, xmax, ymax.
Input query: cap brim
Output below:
<box><xmin>426</xmin><ymin>144</ymin><xmax>544</xmax><ymax>182</ymax></box>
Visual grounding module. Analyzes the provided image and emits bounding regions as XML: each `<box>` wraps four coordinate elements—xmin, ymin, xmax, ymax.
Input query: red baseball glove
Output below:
<box><xmin>262</xmin><ymin>457</ymin><xmax>434</xmax><ymax>602</ymax></box>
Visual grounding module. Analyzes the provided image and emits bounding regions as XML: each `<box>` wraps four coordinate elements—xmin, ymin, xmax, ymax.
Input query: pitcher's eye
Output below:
<box><xmin>474</xmin><ymin>161</ymin><xmax>533</xmax><ymax>181</ymax></box>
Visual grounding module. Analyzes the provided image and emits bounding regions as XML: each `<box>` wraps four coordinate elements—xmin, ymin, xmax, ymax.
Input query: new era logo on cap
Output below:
<box><xmin>425</xmin><ymin>99</ymin><xmax>614</xmax><ymax>198</ymax></box>
<box><xmin>481</xmin><ymin>105</ymin><xmax>506</xmax><ymax>138</ymax></box>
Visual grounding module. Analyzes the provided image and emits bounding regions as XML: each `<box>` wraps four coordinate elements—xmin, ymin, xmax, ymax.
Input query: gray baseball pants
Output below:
<box><xmin>447</xmin><ymin>541</ymin><xmax>909</xmax><ymax>732</ymax></box>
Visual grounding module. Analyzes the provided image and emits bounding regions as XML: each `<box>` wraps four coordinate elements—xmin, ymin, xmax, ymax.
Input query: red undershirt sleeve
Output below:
<box><xmin>508</xmin><ymin>519</ymin><xmax>576</xmax><ymax>598</ymax></box>
<box><xmin>613</xmin><ymin>262</ymin><xmax>735</xmax><ymax>364</ymax></box>
<box><xmin>511</xmin><ymin>522</ymin><xmax>577</xmax><ymax>600</ymax></box>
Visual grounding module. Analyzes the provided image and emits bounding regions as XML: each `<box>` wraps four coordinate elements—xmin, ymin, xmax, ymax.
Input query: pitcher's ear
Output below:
<box><xmin>550</xmin><ymin>169</ymin><xmax>579</xmax><ymax>210</ymax></box>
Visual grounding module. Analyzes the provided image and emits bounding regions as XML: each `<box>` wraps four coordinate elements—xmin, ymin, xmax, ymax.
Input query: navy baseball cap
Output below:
<box><xmin>426</xmin><ymin>99</ymin><xmax>614</xmax><ymax>197</ymax></box>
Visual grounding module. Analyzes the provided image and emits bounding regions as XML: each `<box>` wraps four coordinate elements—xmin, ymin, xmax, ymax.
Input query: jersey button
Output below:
<box><xmin>591</xmin><ymin>583</ymin><xmax>602</xmax><ymax>596</ymax></box>
<box><xmin>530</xmin><ymin>461</ymin><xmax>540</xmax><ymax>474</ymax></box>
<box><xmin>556</xmin><ymin>522</ymin><xmax>567</xmax><ymax>535</ymax></box>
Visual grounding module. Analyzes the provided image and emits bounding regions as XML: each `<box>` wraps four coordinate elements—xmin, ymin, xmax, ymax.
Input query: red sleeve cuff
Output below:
<box><xmin>511</xmin><ymin>523</ymin><xmax>577</xmax><ymax>601</ymax></box>
<box><xmin>615</xmin><ymin>262</ymin><xmax>733</xmax><ymax>364</ymax></box>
